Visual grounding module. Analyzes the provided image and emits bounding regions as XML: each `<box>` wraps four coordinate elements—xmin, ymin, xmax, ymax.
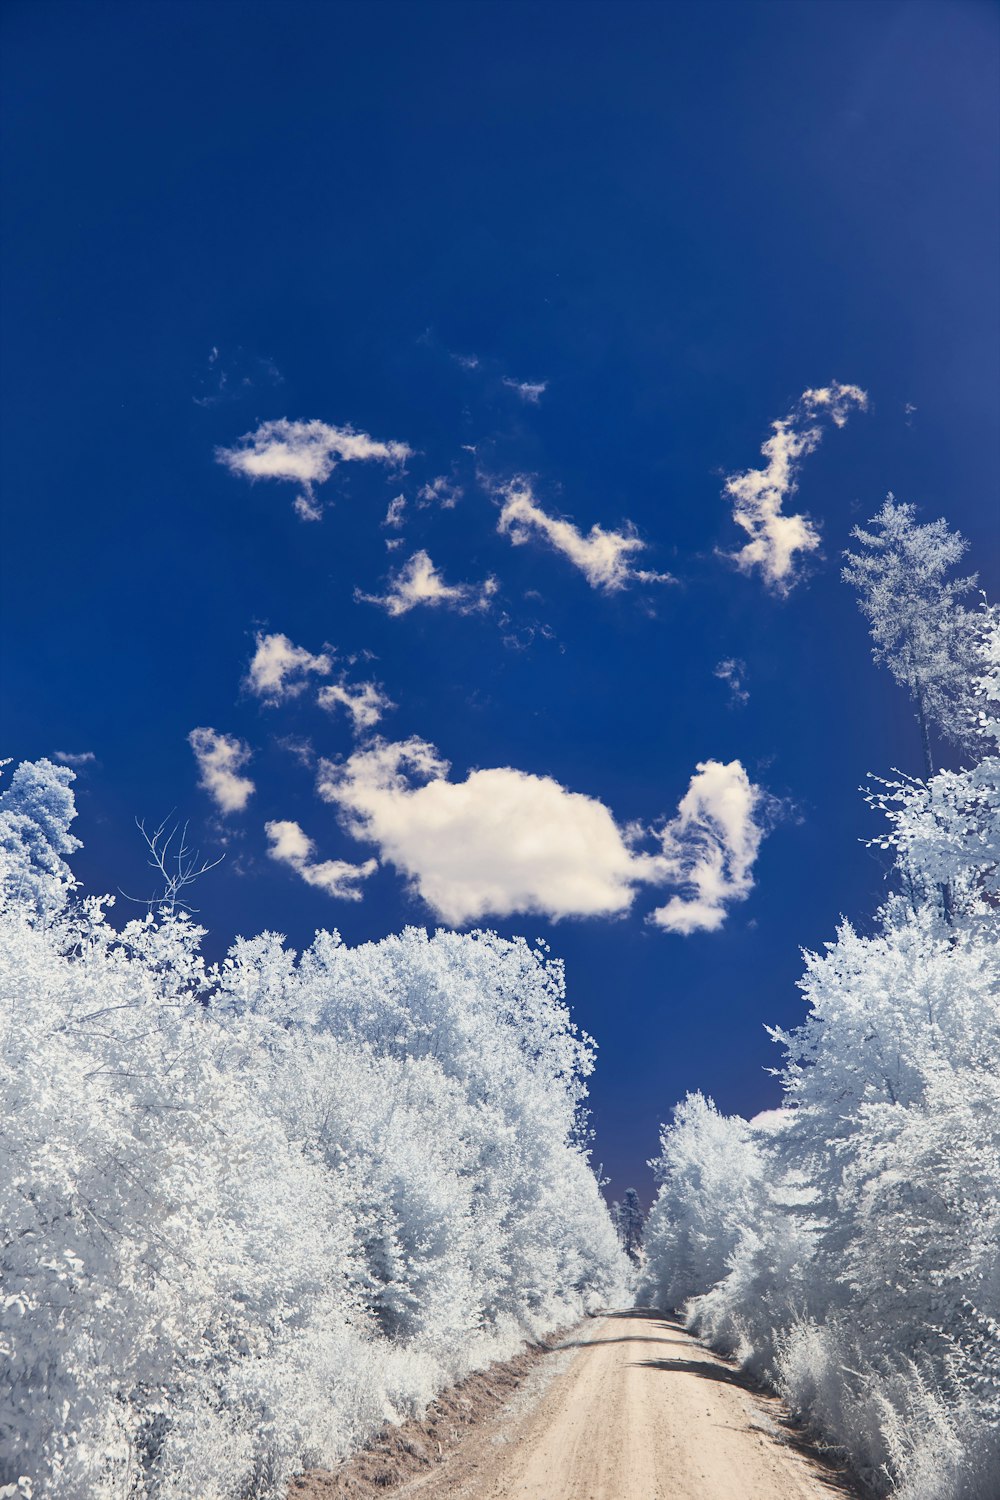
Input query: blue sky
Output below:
<box><xmin>2</xmin><ymin>0</ymin><xmax>998</xmax><ymax>1197</ymax></box>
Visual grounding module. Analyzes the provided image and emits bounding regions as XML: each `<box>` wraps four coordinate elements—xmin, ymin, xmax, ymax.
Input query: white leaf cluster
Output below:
<box><xmin>642</xmin><ymin>882</ymin><xmax>1000</xmax><ymax>1497</ymax></box>
<box><xmin>0</xmin><ymin>761</ymin><xmax>628</xmax><ymax>1500</ymax></box>
<box><xmin>843</xmin><ymin>498</ymin><xmax>984</xmax><ymax>768</ymax></box>
<box><xmin>641</xmin><ymin>557</ymin><xmax>1000</xmax><ymax>1497</ymax></box>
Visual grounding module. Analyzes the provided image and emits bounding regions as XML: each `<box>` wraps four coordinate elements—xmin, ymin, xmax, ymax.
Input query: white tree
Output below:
<box><xmin>842</xmin><ymin>497</ymin><xmax>981</xmax><ymax>775</ymax></box>
<box><xmin>0</xmin><ymin>760</ymin><xmax>629</xmax><ymax>1500</ymax></box>
<box><xmin>640</xmin><ymin>1094</ymin><xmax>770</xmax><ymax>1311</ymax></box>
<box><xmin>643</xmin><ymin>505</ymin><xmax>1000</xmax><ymax>1498</ymax></box>
<box><xmin>0</xmin><ymin>757</ymin><xmax>80</xmax><ymax>916</ymax></box>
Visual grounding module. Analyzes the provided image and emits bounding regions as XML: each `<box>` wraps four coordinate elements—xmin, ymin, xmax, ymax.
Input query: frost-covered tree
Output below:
<box><xmin>644</xmin><ymin>505</ymin><xmax>1000</xmax><ymax>1499</ymax></box>
<box><xmin>0</xmin><ymin>756</ymin><xmax>80</xmax><ymax>916</ymax></box>
<box><xmin>0</xmin><ymin>760</ymin><xmax>628</xmax><ymax>1500</ymax></box>
<box><xmin>615</xmin><ymin>1188</ymin><xmax>645</xmax><ymax>1264</ymax></box>
<box><xmin>640</xmin><ymin>1094</ymin><xmax>769</xmax><ymax>1310</ymax></box>
<box><xmin>843</xmin><ymin>498</ymin><xmax>981</xmax><ymax>774</ymax></box>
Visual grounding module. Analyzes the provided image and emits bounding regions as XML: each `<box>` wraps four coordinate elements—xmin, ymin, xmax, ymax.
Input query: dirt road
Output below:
<box><xmin>395</xmin><ymin>1310</ymin><xmax>852</xmax><ymax>1500</ymax></box>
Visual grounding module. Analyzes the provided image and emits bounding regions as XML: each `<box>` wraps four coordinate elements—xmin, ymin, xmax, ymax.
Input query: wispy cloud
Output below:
<box><xmin>318</xmin><ymin>677</ymin><xmax>394</xmax><ymax>732</ymax></box>
<box><xmin>245</xmin><ymin>631</ymin><xmax>332</xmax><ymax>705</ymax></box>
<box><xmin>265</xmin><ymin>818</ymin><xmax>376</xmax><ymax>899</ymax></box>
<box><xmin>188</xmin><ymin>728</ymin><xmax>255</xmax><ymax>813</ymax></box>
<box><xmin>496</xmin><ymin>478</ymin><xmax>672</xmax><ymax>592</ymax></box>
<box><xmin>713</xmin><ymin>657</ymin><xmax>749</xmax><ymax>706</ymax></box>
<box><xmin>53</xmin><ymin>750</ymin><xmax>97</xmax><ymax>767</ymax></box>
<box><xmin>382</xmin><ymin>494</ymin><xmax>407</xmax><ymax>528</ymax></box>
<box><xmin>800</xmin><ymin>383</ymin><xmax>868</xmax><ymax>427</ymax></box>
<box><xmin>193</xmin><ymin>346</ymin><xmax>283</xmax><ymax>407</ymax></box>
<box><xmin>723</xmin><ymin>381</ymin><xmax>868</xmax><ymax>593</ymax></box>
<box><xmin>216</xmin><ymin>418</ymin><xmax>412</xmax><ymax>520</ymax></box>
<box><xmin>417</xmin><ymin>475</ymin><xmax>463</xmax><ymax>509</ymax></box>
<box><xmin>649</xmin><ymin>759</ymin><xmax>768</xmax><ymax>934</ymax></box>
<box><xmin>316</xmin><ymin>738</ymin><xmax>771</xmax><ymax>931</ymax></box>
<box><xmin>502</xmin><ymin>377</ymin><xmax>547</xmax><ymax>404</ymax></box>
<box><xmin>356</xmin><ymin>550</ymin><xmax>497</xmax><ymax>617</ymax></box>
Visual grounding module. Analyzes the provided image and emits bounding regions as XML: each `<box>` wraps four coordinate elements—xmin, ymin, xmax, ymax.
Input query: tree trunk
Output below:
<box><xmin>915</xmin><ymin>686</ymin><xmax>955</xmax><ymax>925</ymax></box>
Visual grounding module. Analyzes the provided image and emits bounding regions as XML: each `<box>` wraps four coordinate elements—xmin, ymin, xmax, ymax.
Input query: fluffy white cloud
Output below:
<box><xmin>245</xmin><ymin>631</ymin><xmax>332</xmax><ymax>704</ymax></box>
<box><xmin>188</xmin><ymin>728</ymin><xmax>255</xmax><ymax>813</ymax></box>
<box><xmin>496</xmin><ymin>478</ymin><xmax>672</xmax><ymax>592</ymax></box>
<box><xmin>713</xmin><ymin>657</ymin><xmax>749</xmax><ymax>706</ymax></box>
<box><xmin>264</xmin><ymin>818</ymin><xmax>376</xmax><ymax>899</ymax></box>
<box><xmin>502</xmin><ymin>378</ymin><xmax>547</xmax><ymax>404</ymax></box>
<box><xmin>417</xmin><ymin>476</ymin><xmax>462</xmax><ymax>509</ymax></box>
<box><xmin>316</xmin><ymin>739</ymin><xmax>770</xmax><ymax>931</ymax></box>
<box><xmin>723</xmin><ymin>381</ymin><xmax>868</xmax><ymax>593</ymax></box>
<box><xmin>216</xmin><ymin>418</ymin><xmax>412</xmax><ymax>519</ymax></box>
<box><xmin>318</xmin><ymin>678</ymin><xmax>394</xmax><ymax>732</ymax></box>
<box><xmin>649</xmin><ymin>759</ymin><xmax>766</xmax><ymax>934</ymax></box>
<box><xmin>356</xmin><ymin>550</ymin><xmax>497</xmax><ymax>617</ymax></box>
<box><xmin>53</xmin><ymin>750</ymin><xmax>96</xmax><ymax>767</ymax></box>
<box><xmin>317</xmin><ymin>738</ymin><xmax>641</xmax><ymax>924</ymax></box>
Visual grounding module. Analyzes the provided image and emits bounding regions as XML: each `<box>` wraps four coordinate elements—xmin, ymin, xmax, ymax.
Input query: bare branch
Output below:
<box><xmin>119</xmin><ymin>815</ymin><xmax>223</xmax><ymax>914</ymax></box>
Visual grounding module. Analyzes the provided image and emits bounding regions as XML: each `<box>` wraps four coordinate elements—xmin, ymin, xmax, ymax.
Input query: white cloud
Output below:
<box><xmin>713</xmin><ymin>658</ymin><xmax>749</xmax><ymax>706</ymax></box>
<box><xmin>723</xmin><ymin>381</ymin><xmax>868</xmax><ymax>593</ymax></box>
<box><xmin>246</xmin><ymin>631</ymin><xmax>332</xmax><ymax>705</ymax></box>
<box><xmin>496</xmin><ymin>478</ymin><xmax>672</xmax><ymax>592</ymax></box>
<box><xmin>193</xmin><ymin>346</ymin><xmax>283</xmax><ymax>407</ymax></box>
<box><xmin>356</xmin><ymin>550</ymin><xmax>497</xmax><ymax>617</ymax></box>
<box><xmin>417</xmin><ymin>475</ymin><xmax>463</xmax><ymax>509</ymax></box>
<box><xmin>502</xmin><ymin>378</ymin><xmax>547</xmax><ymax>404</ymax></box>
<box><xmin>275</xmin><ymin>735</ymin><xmax>316</xmax><ymax>769</ymax></box>
<box><xmin>188</xmin><ymin>728</ymin><xmax>255</xmax><ymax>814</ymax></box>
<box><xmin>316</xmin><ymin>739</ymin><xmax>770</xmax><ymax>931</ymax></box>
<box><xmin>216</xmin><ymin>418</ymin><xmax>412</xmax><ymax>519</ymax></box>
<box><xmin>265</xmin><ymin>819</ymin><xmax>376</xmax><ymax>900</ymax></box>
<box><xmin>649</xmin><ymin>759</ymin><xmax>766</xmax><ymax>934</ymax></box>
<box><xmin>53</xmin><ymin>750</ymin><xmax>96</xmax><ymax>767</ymax></box>
<box><xmin>382</xmin><ymin>494</ymin><xmax>407</xmax><ymax>528</ymax></box>
<box><xmin>317</xmin><ymin>738</ymin><xmax>641</xmax><ymax>924</ymax></box>
<box><xmin>800</xmin><ymin>382</ymin><xmax>868</xmax><ymax>427</ymax></box>
<box><xmin>318</xmin><ymin>677</ymin><xmax>394</xmax><ymax>732</ymax></box>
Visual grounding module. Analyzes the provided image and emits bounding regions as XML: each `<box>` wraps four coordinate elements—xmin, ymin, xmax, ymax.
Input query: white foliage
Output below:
<box><xmin>0</xmin><ymin>761</ymin><xmax>628</xmax><ymax>1500</ymax></box>
<box><xmin>643</xmin><ymin>889</ymin><xmax>1000</xmax><ymax>1496</ymax></box>
<box><xmin>843</xmin><ymin>498</ymin><xmax>982</xmax><ymax>768</ymax></box>
<box><xmin>642</xmin><ymin>546</ymin><xmax>1000</xmax><ymax>1498</ymax></box>
<box><xmin>0</xmin><ymin>758</ymin><xmax>80</xmax><ymax>916</ymax></box>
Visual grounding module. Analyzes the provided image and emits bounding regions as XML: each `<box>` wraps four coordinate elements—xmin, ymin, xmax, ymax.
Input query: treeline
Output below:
<box><xmin>641</xmin><ymin>500</ymin><xmax>1000</xmax><ymax>1499</ymax></box>
<box><xmin>0</xmin><ymin>762</ymin><xmax>628</xmax><ymax>1499</ymax></box>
